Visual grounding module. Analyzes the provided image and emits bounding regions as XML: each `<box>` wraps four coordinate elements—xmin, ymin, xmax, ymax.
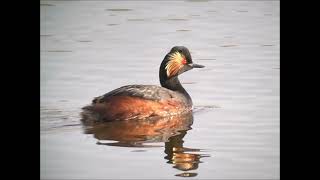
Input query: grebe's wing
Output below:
<box><xmin>92</xmin><ymin>85</ymin><xmax>174</xmax><ymax>103</ymax></box>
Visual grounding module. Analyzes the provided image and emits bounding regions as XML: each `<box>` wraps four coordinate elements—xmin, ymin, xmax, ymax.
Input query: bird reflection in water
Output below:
<box><xmin>164</xmin><ymin>129</ymin><xmax>210</xmax><ymax>177</ymax></box>
<box><xmin>81</xmin><ymin>110</ymin><xmax>210</xmax><ymax>177</ymax></box>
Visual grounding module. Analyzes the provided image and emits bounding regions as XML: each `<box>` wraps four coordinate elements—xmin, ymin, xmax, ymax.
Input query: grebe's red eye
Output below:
<box><xmin>182</xmin><ymin>58</ymin><xmax>187</xmax><ymax>65</ymax></box>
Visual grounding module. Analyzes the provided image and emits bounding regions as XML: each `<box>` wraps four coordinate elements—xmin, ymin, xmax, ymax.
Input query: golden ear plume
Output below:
<box><xmin>165</xmin><ymin>52</ymin><xmax>185</xmax><ymax>77</ymax></box>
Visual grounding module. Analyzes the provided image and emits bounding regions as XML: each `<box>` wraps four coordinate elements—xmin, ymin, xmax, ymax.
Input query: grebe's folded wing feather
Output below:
<box><xmin>93</xmin><ymin>85</ymin><xmax>175</xmax><ymax>103</ymax></box>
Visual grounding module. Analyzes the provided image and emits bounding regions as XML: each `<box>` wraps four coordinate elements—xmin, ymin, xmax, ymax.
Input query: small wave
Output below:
<box><xmin>193</xmin><ymin>105</ymin><xmax>219</xmax><ymax>114</ymax></box>
<box><xmin>41</xmin><ymin>106</ymin><xmax>81</xmax><ymax>132</ymax></box>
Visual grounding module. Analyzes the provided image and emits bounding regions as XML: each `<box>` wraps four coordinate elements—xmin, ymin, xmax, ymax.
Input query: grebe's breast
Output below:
<box><xmin>83</xmin><ymin>85</ymin><xmax>192</xmax><ymax>121</ymax></box>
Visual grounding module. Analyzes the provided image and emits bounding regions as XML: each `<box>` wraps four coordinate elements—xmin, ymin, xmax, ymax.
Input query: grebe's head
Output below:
<box><xmin>160</xmin><ymin>46</ymin><xmax>205</xmax><ymax>79</ymax></box>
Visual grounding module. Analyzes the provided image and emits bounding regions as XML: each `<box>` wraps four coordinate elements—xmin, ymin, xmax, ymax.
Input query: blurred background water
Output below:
<box><xmin>41</xmin><ymin>0</ymin><xmax>280</xmax><ymax>179</ymax></box>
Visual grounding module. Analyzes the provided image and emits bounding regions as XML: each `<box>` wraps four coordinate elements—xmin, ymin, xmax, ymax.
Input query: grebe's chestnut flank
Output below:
<box><xmin>83</xmin><ymin>46</ymin><xmax>204</xmax><ymax>121</ymax></box>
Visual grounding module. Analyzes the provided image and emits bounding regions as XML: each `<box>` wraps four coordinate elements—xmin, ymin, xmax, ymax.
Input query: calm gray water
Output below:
<box><xmin>41</xmin><ymin>0</ymin><xmax>280</xmax><ymax>179</ymax></box>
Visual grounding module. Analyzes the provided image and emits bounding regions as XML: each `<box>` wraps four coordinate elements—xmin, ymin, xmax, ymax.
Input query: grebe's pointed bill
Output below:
<box><xmin>189</xmin><ymin>63</ymin><xmax>205</xmax><ymax>68</ymax></box>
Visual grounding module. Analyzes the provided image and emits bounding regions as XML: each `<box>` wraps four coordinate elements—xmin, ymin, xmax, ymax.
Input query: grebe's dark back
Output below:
<box><xmin>83</xmin><ymin>46</ymin><xmax>204</xmax><ymax>121</ymax></box>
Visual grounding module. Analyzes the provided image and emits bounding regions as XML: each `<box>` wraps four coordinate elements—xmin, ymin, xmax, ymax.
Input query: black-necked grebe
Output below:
<box><xmin>83</xmin><ymin>46</ymin><xmax>204</xmax><ymax>121</ymax></box>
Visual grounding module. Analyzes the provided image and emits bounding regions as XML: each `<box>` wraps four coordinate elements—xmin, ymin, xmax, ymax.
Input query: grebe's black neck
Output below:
<box><xmin>159</xmin><ymin>72</ymin><xmax>192</xmax><ymax>105</ymax></box>
<box><xmin>160</xmin><ymin>75</ymin><xmax>185</xmax><ymax>92</ymax></box>
<box><xmin>159</xmin><ymin>53</ymin><xmax>186</xmax><ymax>92</ymax></box>
<box><xmin>159</xmin><ymin>61</ymin><xmax>190</xmax><ymax>99</ymax></box>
